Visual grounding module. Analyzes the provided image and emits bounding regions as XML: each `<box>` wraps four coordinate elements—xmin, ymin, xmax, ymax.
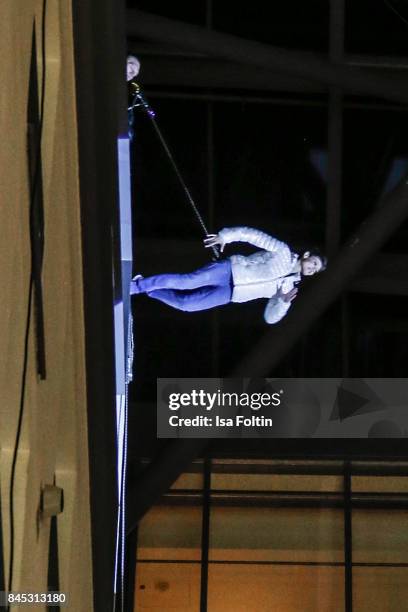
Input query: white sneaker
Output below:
<box><xmin>130</xmin><ymin>274</ymin><xmax>144</xmax><ymax>295</ymax></box>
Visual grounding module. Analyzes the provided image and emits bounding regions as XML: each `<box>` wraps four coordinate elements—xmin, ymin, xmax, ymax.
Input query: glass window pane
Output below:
<box><xmin>353</xmin><ymin>510</ymin><xmax>408</xmax><ymax>563</ymax></box>
<box><xmin>354</xmin><ymin>567</ymin><xmax>408</xmax><ymax>612</ymax></box>
<box><xmin>135</xmin><ymin>562</ymin><xmax>200</xmax><ymax>612</ymax></box>
<box><xmin>208</xmin><ymin>564</ymin><xmax>344</xmax><ymax>612</ymax></box>
<box><xmin>209</xmin><ymin>507</ymin><xmax>344</xmax><ymax>562</ymax></box>
<box><xmin>137</xmin><ymin>506</ymin><xmax>202</xmax><ymax>561</ymax></box>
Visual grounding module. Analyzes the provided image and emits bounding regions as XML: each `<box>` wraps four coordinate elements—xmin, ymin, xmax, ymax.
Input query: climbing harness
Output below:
<box><xmin>129</xmin><ymin>82</ymin><xmax>220</xmax><ymax>260</ymax></box>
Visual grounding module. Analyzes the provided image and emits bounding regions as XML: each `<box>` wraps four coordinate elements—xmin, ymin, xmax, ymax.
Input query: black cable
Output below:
<box><xmin>383</xmin><ymin>0</ymin><xmax>408</xmax><ymax>28</ymax></box>
<box><xmin>7</xmin><ymin>0</ymin><xmax>47</xmax><ymax>606</ymax></box>
<box><xmin>129</xmin><ymin>84</ymin><xmax>220</xmax><ymax>260</ymax></box>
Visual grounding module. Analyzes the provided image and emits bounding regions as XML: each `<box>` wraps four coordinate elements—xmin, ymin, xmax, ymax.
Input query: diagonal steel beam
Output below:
<box><xmin>132</xmin><ymin>56</ymin><xmax>325</xmax><ymax>93</ymax></box>
<box><xmin>126</xmin><ymin>439</ymin><xmax>207</xmax><ymax>534</ymax></box>
<box><xmin>233</xmin><ymin>174</ymin><xmax>408</xmax><ymax>376</ymax></box>
<box><xmin>127</xmin><ymin>9</ymin><xmax>408</xmax><ymax>104</ymax></box>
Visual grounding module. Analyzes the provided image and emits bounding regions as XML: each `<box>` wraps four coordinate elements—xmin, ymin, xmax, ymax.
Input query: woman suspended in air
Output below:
<box><xmin>131</xmin><ymin>226</ymin><xmax>327</xmax><ymax>324</ymax></box>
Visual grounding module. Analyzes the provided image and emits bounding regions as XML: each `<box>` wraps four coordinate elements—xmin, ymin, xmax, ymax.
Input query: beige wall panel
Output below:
<box><xmin>0</xmin><ymin>1</ymin><xmax>93</xmax><ymax>610</ymax></box>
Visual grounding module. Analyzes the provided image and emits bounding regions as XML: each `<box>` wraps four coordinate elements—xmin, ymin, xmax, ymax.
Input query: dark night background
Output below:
<box><xmin>126</xmin><ymin>1</ymin><xmax>408</xmax><ymax>454</ymax></box>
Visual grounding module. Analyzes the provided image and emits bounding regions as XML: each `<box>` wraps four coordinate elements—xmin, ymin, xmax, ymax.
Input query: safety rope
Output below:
<box><xmin>129</xmin><ymin>83</ymin><xmax>220</xmax><ymax>260</ymax></box>
<box><xmin>113</xmin><ymin>311</ymin><xmax>133</xmax><ymax>612</ymax></box>
<box><xmin>121</xmin><ymin>312</ymin><xmax>132</xmax><ymax>611</ymax></box>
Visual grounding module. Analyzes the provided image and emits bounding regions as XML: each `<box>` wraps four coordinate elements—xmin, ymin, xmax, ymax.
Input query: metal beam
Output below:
<box><xmin>233</xmin><ymin>174</ymin><xmax>408</xmax><ymax>376</ymax></box>
<box><xmin>129</xmin><ymin>56</ymin><xmax>325</xmax><ymax>93</ymax></box>
<box><xmin>128</xmin><ymin>53</ymin><xmax>408</xmax><ymax>100</ymax></box>
<box><xmin>157</xmin><ymin>489</ymin><xmax>408</xmax><ymax>510</ymax></box>
<box><xmin>130</xmin><ymin>42</ymin><xmax>408</xmax><ymax>70</ymax></box>
<box><xmin>127</xmin><ymin>9</ymin><xmax>408</xmax><ymax>104</ymax></box>
<box><xmin>200</xmin><ymin>458</ymin><xmax>211</xmax><ymax>612</ymax></box>
<box><xmin>348</xmin><ymin>54</ymin><xmax>408</xmax><ymax>69</ymax></box>
<box><xmin>344</xmin><ymin>462</ymin><xmax>353</xmax><ymax>612</ymax></box>
<box><xmin>141</xmin><ymin>88</ymin><xmax>408</xmax><ymax>112</ymax></box>
<box><xmin>138</xmin><ymin>453</ymin><xmax>408</xmax><ymax>476</ymax></box>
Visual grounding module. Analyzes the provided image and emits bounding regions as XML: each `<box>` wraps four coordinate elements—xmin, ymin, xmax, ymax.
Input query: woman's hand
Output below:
<box><xmin>277</xmin><ymin>287</ymin><xmax>298</xmax><ymax>302</ymax></box>
<box><xmin>204</xmin><ymin>233</ymin><xmax>226</xmax><ymax>252</ymax></box>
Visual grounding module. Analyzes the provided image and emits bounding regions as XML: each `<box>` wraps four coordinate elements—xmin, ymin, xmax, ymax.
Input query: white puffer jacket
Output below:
<box><xmin>218</xmin><ymin>226</ymin><xmax>301</xmax><ymax>324</ymax></box>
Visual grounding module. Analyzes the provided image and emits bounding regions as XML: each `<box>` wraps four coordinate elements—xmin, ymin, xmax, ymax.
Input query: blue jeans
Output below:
<box><xmin>132</xmin><ymin>260</ymin><xmax>233</xmax><ymax>312</ymax></box>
